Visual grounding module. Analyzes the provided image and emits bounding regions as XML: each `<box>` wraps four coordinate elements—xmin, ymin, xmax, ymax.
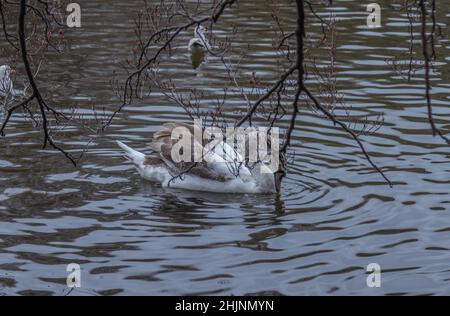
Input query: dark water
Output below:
<box><xmin>1</xmin><ymin>0</ymin><xmax>449</xmax><ymax>295</ymax></box>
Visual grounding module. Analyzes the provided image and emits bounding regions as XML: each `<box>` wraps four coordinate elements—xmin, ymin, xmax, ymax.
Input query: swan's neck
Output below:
<box><xmin>195</xmin><ymin>29</ymin><xmax>203</xmax><ymax>38</ymax></box>
<box><xmin>248</xmin><ymin>164</ymin><xmax>276</xmax><ymax>192</ymax></box>
<box><xmin>195</xmin><ymin>30</ymin><xmax>208</xmax><ymax>44</ymax></box>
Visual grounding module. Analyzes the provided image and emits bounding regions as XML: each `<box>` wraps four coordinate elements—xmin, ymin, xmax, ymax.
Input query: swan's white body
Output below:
<box><xmin>117</xmin><ymin>124</ymin><xmax>276</xmax><ymax>194</ymax></box>
<box><xmin>188</xmin><ymin>26</ymin><xmax>211</xmax><ymax>52</ymax></box>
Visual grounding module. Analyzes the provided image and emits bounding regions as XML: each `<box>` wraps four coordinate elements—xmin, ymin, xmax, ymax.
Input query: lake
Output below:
<box><xmin>0</xmin><ymin>0</ymin><xmax>449</xmax><ymax>295</ymax></box>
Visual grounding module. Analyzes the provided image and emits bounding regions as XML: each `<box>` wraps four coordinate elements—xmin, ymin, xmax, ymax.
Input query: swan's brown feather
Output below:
<box><xmin>148</xmin><ymin>123</ymin><xmax>227</xmax><ymax>182</ymax></box>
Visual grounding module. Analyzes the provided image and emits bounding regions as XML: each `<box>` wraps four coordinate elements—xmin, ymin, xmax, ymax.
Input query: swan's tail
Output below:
<box><xmin>116</xmin><ymin>141</ymin><xmax>146</xmax><ymax>170</ymax></box>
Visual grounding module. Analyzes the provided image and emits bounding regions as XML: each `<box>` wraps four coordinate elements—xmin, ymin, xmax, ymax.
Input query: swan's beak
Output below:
<box><xmin>274</xmin><ymin>172</ymin><xmax>284</xmax><ymax>194</ymax></box>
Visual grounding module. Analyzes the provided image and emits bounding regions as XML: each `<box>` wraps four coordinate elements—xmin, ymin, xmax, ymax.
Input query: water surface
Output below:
<box><xmin>0</xmin><ymin>0</ymin><xmax>449</xmax><ymax>295</ymax></box>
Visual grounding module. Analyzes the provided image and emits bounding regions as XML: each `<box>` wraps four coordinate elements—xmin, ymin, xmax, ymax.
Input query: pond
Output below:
<box><xmin>0</xmin><ymin>0</ymin><xmax>449</xmax><ymax>295</ymax></box>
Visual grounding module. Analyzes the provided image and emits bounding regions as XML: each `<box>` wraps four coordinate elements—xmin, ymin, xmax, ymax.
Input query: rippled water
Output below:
<box><xmin>1</xmin><ymin>0</ymin><xmax>450</xmax><ymax>296</ymax></box>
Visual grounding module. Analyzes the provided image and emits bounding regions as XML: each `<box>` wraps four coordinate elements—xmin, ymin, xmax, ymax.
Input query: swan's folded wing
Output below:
<box><xmin>149</xmin><ymin>123</ymin><xmax>228</xmax><ymax>182</ymax></box>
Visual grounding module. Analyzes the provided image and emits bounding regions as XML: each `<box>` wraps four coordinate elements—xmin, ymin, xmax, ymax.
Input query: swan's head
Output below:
<box><xmin>194</xmin><ymin>25</ymin><xmax>207</xmax><ymax>37</ymax></box>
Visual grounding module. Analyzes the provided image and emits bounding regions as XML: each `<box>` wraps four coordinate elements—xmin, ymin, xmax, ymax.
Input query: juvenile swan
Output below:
<box><xmin>117</xmin><ymin>123</ymin><xmax>283</xmax><ymax>194</ymax></box>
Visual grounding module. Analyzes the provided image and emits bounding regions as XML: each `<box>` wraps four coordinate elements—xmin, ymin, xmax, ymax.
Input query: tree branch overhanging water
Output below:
<box><xmin>0</xmin><ymin>0</ymin><xmax>447</xmax><ymax>188</ymax></box>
